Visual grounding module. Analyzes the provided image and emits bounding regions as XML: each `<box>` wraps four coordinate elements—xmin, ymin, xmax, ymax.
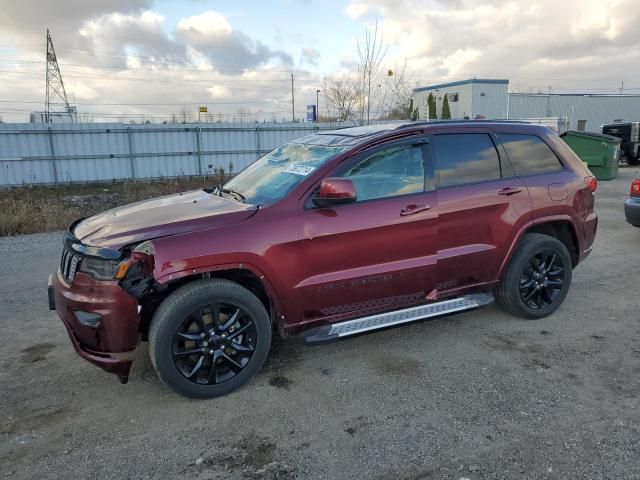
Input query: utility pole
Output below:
<box><xmin>545</xmin><ymin>85</ymin><xmax>552</xmax><ymax>117</ymax></box>
<box><xmin>316</xmin><ymin>89</ymin><xmax>321</xmax><ymax>122</ymax></box>
<box><xmin>291</xmin><ymin>73</ymin><xmax>295</xmax><ymax>123</ymax></box>
<box><xmin>620</xmin><ymin>81</ymin><xmax>624</xmax><ymax>94</ymax></box>
<box><xmin>45</xmin><ymin>29</ymin><xmax>72</xmax><ymax>123</ymax></box>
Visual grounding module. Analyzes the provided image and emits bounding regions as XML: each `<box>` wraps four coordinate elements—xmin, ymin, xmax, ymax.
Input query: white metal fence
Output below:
<box><xmin>0</xmin><ymin>122</ymin><xmax>339</xmax><ymax>187</ymax></box>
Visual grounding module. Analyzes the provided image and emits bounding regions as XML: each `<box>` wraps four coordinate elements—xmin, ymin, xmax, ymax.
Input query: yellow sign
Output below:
<box><xmin>199</xmin><ymin>106</ymin><xmax>208</xmax><ymax>113</ymax></box>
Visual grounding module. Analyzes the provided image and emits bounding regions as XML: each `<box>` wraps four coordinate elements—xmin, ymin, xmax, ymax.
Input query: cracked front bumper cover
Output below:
<box><xmin>50</xmin><ymin>270</ymin><xmax>140</xmax><ymax>382</ymax></box>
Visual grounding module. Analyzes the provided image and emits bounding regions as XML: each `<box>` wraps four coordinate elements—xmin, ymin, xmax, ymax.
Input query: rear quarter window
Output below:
<box><xmin>498</xmin><ymin>133</ymin><xmax>563</xmax><ymax>176</ymax></box>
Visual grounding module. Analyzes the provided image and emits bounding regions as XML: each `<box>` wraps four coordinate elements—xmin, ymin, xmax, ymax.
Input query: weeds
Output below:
<box><xmin>0</xmin><ymin>175</ymin><xmax>228</xmax><ymax>236</ymax></box>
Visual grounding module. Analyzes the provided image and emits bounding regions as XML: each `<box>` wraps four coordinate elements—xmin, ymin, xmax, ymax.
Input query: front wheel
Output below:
<box><xmin>495</xmin><ymin>233</ymin><xmax>573</xmax><ymax>319</ymax></box>
<box><xmin>149</xmin><ymin>279</ymin><xmax>271</xmax><ymax>399</ymax></box>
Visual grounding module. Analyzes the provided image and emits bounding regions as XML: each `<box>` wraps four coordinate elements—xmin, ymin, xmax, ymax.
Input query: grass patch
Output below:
<box><xmin>0</xmin><ymin>176</ymin><xmax>228</xmax><ymax>236</ymax></box>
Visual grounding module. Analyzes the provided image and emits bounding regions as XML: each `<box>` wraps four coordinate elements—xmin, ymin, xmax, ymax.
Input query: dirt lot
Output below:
<box><xmin>1</xmin><ymin>168</ymin><xmax>639</xmax><ymax>480</ymax></box>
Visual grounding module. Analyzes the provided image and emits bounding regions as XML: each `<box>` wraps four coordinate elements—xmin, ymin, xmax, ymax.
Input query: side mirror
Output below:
<box><xmin>312</xmin><ymin>178</ymin><xmax>357</xmax><ymax>207</ymax></box>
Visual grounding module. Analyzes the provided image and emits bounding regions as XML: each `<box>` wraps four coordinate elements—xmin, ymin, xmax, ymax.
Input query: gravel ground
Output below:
<box><xmin>1</xmin><ymin>168</ymin><xmax>639</xmax><ymax>480</ymax></box>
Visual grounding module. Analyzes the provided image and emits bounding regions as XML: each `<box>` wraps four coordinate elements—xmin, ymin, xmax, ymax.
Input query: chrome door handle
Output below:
<box><xmin>498</xmin><ymin>187</ymin><xmax>522</xmax><ymax>196</ymax></box>
<box><xmin>400</xmin><ymin>204</ymin><xmax>431</xmax><ymax>216</ymax></box>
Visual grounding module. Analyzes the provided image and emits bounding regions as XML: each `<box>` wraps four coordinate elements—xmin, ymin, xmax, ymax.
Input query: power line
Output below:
<box><xmin>0</xmin><ymin>99</ymin><xmax>292</xmax><ymax>106</ymax></box>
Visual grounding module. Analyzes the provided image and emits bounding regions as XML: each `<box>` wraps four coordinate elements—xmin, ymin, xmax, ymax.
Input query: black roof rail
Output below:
<box><xmin>395</xmin><ymin>119</ymin><xmax>531</xmax><ymax>129</ymax></box>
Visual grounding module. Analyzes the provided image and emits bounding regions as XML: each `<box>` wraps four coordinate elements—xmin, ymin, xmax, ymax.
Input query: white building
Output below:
<box><xmin>412</xmin><ymin>78</ymin><xmax>640</xmax><ymax>133</ymax></box>
<box><xmin>412</xmin><ymin>79</ymin><xmax>509</xmax><ymax>121</ymax></box>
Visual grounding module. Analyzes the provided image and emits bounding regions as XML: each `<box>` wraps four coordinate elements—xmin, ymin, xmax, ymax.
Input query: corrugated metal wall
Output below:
<box><xmin>508</xmin><ymin>94</ymin><xmax>640</xmax><ymax>133</ymax></box>
<box><xmin>0</xmin><ymin>122</ymin><xmax>337</xmax><ymax>186</ymax></box>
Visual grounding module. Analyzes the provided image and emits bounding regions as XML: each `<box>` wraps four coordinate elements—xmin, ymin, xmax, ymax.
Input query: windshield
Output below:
<box><xmin>222</xmin><ymin>142</ymin><xmax>349</xmax><ymax>205</ymax></box>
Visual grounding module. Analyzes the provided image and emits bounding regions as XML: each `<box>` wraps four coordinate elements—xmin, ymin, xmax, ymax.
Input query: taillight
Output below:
<box><xmin>585</xmin><ymin>176</ymin><xmax>597</xmax><ymax>193</ymax></box>
<box><xmin>631</xmin><ymin>179</ymin><xmax>640</xmax><ymax>197</ymax></box>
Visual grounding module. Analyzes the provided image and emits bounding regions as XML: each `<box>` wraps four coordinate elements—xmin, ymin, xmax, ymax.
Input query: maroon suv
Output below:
<box><xmin>48</xmin><ymin>121</ymin><xmax>598</xmax><ymax>398</ymax></box>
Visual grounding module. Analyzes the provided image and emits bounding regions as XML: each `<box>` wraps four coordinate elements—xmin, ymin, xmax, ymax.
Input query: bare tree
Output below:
<box><xmin>356</xmin><ymin>22</ymin><xmax>387</xmax><ymax>124</ymax></box>
<box><xmin>386</xmin><ymin>63</ymin><xmax>415</xmax><ymax>119</ymax></box>
<box><xmin>0</xmin><ymin>115</ymin><xmax>4</xmax><ymax>123</ymax></box>
<box><xmin>324</xmin><ymin>76</ymin><xmax>362</xmax><ymax>123</ymax></box>
<box><xmin>179</xmin><ymin>107</ymin><xmax>193</xmax><ymax>124</ymax></box>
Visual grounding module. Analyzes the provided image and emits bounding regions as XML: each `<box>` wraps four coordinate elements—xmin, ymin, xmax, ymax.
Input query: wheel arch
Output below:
<box><xmin>140</xmin><ymin>263</ymin><xmax>285</xmax><ymax>337</ymax></box>
<box><xmin>498</xmin><ymin>216</ymin><xmax>580</xmax><ymax>279</ymax></box>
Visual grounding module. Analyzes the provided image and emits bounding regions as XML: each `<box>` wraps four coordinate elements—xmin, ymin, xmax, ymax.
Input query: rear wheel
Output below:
<box><xmin>149</xmin><ymin>279</ymin><xmax>271</xmax><ymax>399</ymax></box>
<box><xmin>495</xmin><ymin>233</ymin><xmax>573</xmax><ymax>319</ymax></box>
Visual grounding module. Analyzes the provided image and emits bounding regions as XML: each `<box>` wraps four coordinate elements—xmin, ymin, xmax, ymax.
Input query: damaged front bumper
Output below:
<box><xmin>49</xmin><ymin>268</ymin><xmax>141</xmax><ymax>384</ymax></box>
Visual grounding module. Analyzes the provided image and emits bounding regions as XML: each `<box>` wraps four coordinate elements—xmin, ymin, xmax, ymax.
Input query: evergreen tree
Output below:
<box><xmin>441</xmin><ymin>94</ymin><xmax>451</xmax><ymax>119</ymax></box>
<box><xmin>427</xmin><ymin>93</ymin><xmax>437</xmax><ymax>120</ymax></box>
<box><xmin>411</xmin><ymin>107</ymin><xmax>419</xmax><ymax>121</ymax></box>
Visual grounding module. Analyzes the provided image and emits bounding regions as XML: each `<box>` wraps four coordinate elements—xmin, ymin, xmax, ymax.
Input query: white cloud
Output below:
<box><xmin>176</xmin><ymin>11</ymin><xmax>233</xmax><ymax>37</ymax></box>
<box><xmin>1</xmin><ymin>0</ymin><xmax>639</xmax><ymax>123</ymax></box>
<box><xmin>345</xmin><ymin>0</ymin><xmax>640</xmax><ymax>91</ymax></box>
<box><xmin>207</xmin><ymin>85</ymin><xmax>232</xmax><ymax>99</ymax></box>
<box><xmin>176</xmin><ymin>10</ymin><xmax>292</xmax><ymax>70</ymax></box>
<box><xmin>345</xmin><ymin>2</ymin><xmax>370</xmax><ymax>19</ymax></box>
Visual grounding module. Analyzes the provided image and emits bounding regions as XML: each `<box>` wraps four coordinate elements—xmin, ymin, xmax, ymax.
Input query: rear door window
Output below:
<box><xmin>432</xmin><ymin>133</ymin><xmax>501</xmax><ymax>187</ymax></box>
<box><xmin>497</xmin><ymin>134</ymin><xmax>563</xmax><ymax>176</ymax></box>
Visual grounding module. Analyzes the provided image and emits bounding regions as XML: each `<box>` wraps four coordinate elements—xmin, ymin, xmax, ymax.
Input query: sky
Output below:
<box><xmin>0</xmin><ymin>0</ymin><xmax>639</xmax><ymax>123</ymax></box>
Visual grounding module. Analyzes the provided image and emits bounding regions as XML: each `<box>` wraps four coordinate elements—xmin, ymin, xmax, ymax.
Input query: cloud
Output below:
<box><xmin>176</xmin><ymin>11</ymin><xmax>293</xmax><ymax>71</ymax></box>
<box><xmin>344</xmin><ymin>0</ymin><xmax>640</xmax><ymax>91</ymax></box>
<box><xmin>0</xmin><ymin>3</ymin><xmax>306</xmax><ymax>123</ymax></box>
<box><xmin>78</xmin><ymin>11</ymin><xmax>187</xmax><ymax>68</ymax></box>
<box><xmin>0</xmin><ymin>0</ymin><xmax>152</xmax><ymax>44</ymax></box>
<box><xmin>345</xmin><ymin>2</ymin><xmax>371</xmax><ymax>19</ymax></box>
<box><xmin>301</xmin><ymin>47</ymin><xmax>321</xmax><ymax>66</ymax></box>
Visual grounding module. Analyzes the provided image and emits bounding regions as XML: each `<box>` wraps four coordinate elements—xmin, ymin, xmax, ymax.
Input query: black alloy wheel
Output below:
<box><xmin>149</xmin><ymin>279</ymin><xmax>271</xmax><ymax>399</ymax></box>
<box><xmin>494</xmin><ymin>233</ymin><xmax>573</xmax><ymax>320</ymax></box>
<box><xmin>172</xmin><ymin>303</ymin><xmax>256</xmax><ymax>385</ymax></box>
<box><xmin>519</xmin><ymin>250</ymin><xmax>565</xmax><ymax>310</ymax></box>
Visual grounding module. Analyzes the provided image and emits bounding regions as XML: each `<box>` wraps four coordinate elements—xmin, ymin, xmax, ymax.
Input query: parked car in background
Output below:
<box><xmin>625</xmin><ymin>178</ymin><xmax>640</xmax><ymax>227</ymax></box>
<box><xmin>602</xmin><ymin>122</ymin><xmax>640</xmax><ymax>165</ymax></box>
<box><xmin>49</xmin><ymin>121</ymin><xmax>598</xmax><ymax>399</ymax></box>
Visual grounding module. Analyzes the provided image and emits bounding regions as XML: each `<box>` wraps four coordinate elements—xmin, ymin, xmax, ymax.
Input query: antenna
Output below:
<box><xmin>45</xmin><ymin>29</ymin><xmax>71</xmax><ymax>123</ymax></box>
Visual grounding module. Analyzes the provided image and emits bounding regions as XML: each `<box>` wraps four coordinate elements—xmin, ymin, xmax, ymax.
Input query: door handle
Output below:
<box><xmin>498</xmin><ymin>187</ymin><xmax>522</xmax><ymax>196</ymax></box>
<box><xmin>400</xmin><ymin>204</ymin><xmax>431</xmax><ymax>216</ymax></box>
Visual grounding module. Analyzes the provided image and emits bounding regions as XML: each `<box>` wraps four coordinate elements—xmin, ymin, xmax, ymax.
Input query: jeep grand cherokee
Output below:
<box><xmin>49</xmin><ymin>121</ymin><xmax>598</xmax><ymax>398</ymax></box>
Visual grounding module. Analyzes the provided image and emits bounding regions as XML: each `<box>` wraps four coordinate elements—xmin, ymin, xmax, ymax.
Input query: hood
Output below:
<box><xmin>73</xmin><ymin>189</ymin><xmax>258</xmax><ymax>249</ymax></box>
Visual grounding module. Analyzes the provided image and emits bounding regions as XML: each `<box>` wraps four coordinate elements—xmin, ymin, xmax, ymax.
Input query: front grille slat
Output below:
<box><xmin>60</xmin><ymin>246</ymin><xmax>81</xmax><ymax>282</ymax></box>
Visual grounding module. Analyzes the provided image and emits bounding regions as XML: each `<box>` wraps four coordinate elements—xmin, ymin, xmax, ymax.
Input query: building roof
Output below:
<box><xmin>413</xmin><ymin>78</ymin><xmax>509</xmax><ymax>93</ymax></box>
<box><xmin>508</xmin><ymin>92</ymin><xmax>640</xmax><ymax>98</ymax></box>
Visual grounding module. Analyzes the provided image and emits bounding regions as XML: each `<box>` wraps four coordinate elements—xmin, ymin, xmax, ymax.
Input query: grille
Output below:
<box><xmin>60</xmin><ymin>246</ymin><xmax>82</xmax><ymax>282</ymax></box>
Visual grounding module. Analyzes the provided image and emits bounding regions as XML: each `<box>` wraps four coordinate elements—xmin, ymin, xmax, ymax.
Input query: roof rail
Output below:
<box><xmin>396</xmin><ymin>119</ymin><xmax>530</xmax><ymax>129</ymax></box>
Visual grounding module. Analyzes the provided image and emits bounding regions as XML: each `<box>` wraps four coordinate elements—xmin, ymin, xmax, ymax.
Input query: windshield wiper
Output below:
<box><xmin>214</xmin><ymin>184</ymin><xmax>245</xmax><ymax>201</ymax></box>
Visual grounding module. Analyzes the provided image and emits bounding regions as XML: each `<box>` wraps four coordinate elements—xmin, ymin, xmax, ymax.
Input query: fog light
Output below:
<box><xmin>75</xmin><ymin>311</ymin><xmax>102</xmax><ymax>327</ymax></box>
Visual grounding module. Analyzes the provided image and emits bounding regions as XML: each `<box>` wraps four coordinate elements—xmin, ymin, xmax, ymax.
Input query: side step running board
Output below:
<box><xmin>304</xmin><ymin>294</ymin><xmax>493</xmax><ymax>344</ymax></box>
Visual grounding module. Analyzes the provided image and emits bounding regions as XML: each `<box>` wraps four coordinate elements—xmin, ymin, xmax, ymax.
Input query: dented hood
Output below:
<box><xmin>73</xmin><ymin>190</ymin><xmax>258</xmax><ymax>249</ymax></box>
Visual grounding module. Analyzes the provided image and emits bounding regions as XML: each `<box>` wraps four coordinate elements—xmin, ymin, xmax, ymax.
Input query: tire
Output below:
<box><xmin>495</xmin><ymin>233</ymin><xmax>573</xmax><ymax>320</ymax></box>
<box><xmin>149</xmin><ymin>279</ymin><xmax>271</xmax><ymax>399</ymax></box>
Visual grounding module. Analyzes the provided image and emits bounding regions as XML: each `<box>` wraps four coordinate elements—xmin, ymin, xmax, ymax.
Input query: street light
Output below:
<box><xmin>316</xmin><ymin>89</ymin><xmax>321</xmax><ymax>122</ymax></box>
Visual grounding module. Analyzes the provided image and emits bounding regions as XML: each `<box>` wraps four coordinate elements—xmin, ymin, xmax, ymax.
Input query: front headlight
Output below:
<box><xmin>77</xmin><ymin>241</ymin><xmax>154</xmax><ymax>281</ymax></box>
<box><xmin>78</xmin><ymin>257</ymin><xmax>122</xmax><ymax>280</ymax></box>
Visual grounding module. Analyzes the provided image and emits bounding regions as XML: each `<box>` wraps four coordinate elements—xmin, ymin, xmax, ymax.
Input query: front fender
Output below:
<box><xmin>152</xmin><ymin>253</ymin><xmax>286</xmax><ymax>328</ymax></box>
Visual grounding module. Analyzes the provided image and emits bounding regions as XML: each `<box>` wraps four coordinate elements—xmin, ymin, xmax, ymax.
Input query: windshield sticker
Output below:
<box><xmin>284</xmin><ymin>164</ymin><xmax>316</xmax><ymax>176</ymax></box>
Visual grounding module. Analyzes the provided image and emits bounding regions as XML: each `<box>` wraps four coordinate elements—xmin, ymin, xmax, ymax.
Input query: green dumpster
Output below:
<box><xmin>560</xmin><ymin>130</ymin><xmax>622</xmax><ymax>180</ymax></box>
